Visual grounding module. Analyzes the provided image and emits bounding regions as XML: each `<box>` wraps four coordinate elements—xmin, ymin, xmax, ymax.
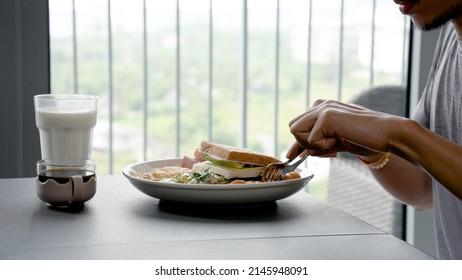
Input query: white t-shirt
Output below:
<box><xmin>414</xmin><ymin>22</ymin><xmax>462</xmax><ymax>259</ymax></box>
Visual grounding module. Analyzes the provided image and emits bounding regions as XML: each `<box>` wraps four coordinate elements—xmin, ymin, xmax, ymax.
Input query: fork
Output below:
<box><xmin>261</xmin><ymin>151</ymin><xmax>308</xmax><ymax>182</ymax></box>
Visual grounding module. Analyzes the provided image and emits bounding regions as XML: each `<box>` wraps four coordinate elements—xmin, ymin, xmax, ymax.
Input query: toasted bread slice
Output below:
<box><xmin>200</xmin><ymin>141</ymin><xmax>281</xmax><ymax>166</ymax></box>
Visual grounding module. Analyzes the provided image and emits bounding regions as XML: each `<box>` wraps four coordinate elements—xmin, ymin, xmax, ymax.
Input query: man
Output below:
<box><xmin>286</xmin><ymin>0</ymin><xmax>462</xmax><ymax>259</ymax></box>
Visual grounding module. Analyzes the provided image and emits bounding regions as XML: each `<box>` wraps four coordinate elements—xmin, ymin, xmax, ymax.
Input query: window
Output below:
<box><xmin>49</xmin><ymin>0</ymin><xmax>409</xmax><ymax>236</ymax></box>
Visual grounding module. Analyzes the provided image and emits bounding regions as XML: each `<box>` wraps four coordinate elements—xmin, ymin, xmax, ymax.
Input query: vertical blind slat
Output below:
<box><xmin>175</xmin><ymin>0</ymin><xmax>181</xmax><ymax>157</ymax></box>
<box><xmin>306</xmin><ymin>0</ymin><xmax>312</xmax><ymax>108</ymax></box>
<box><xmin>142</xmin><ymin>0</ymin><xmax>148</xmax><ymax>161</ymax></box>
<box><xmin>402</xmin><ymin>17</ymin><xmax>409</xmax><ymax>85</ymax></box>
<box><xmin>72</xmin><ymin>0</ymin><xmax>78</xmax><ymax>94</ymax></box>
<box><xmin>370</xmin><ymin>0</ymin><xmax>377</xmax><ymax>87</ymax></box>
<box><xmin>274</xmin><ymin>0</ymin><xmax>280</xmax><ymax>156</ymax></box>
<box><xmin>107</xmin><ymin>0</ymin><xmax>114</xmax><ymax>174</ymax></box>
<box><xmin>337</xmin><ymin>0</ymin><xmax>344</xmax><ymax>101</ymax></box>
<box><xmin>208</xmin><ymin>0</ymin><xmax>214</xmax><ymax>141</ymax></box>
<box><xmin>240</xmin><ymin>0</ymin><xmax>248</xmax><ymax>148</ymax></box>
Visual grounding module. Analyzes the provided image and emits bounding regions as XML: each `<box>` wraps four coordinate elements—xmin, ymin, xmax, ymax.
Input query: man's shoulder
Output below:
<box><xmin>437</xmin><ymin>22</ymin><xmax>457</xmax><ymax>43</ymax></box>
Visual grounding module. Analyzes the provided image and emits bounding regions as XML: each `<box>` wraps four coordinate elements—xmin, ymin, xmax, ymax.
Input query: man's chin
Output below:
<box><xmin>411</xmin><ymin>4</ymin><xmax>462</xmax><ymax>32</ymax></box>
<box><xmin>410</xmin><ymin>16</ymin><xmax>449</xmax><ymax>32</ymax></box>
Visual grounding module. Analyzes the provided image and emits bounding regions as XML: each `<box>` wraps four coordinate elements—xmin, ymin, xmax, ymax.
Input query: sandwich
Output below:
<box><xmin>189</xmin><ymin>141</ymin><xmax>281</xmax><ymax>183</ymax></box>
<box><xmin>145</xmin><ymin>141</ymin><xmax>301</xmax><ymax>184</ymax></box>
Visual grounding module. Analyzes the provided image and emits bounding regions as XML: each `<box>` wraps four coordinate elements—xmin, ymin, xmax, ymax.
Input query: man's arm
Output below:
<box><xmin>287</xmin><ymin>100</ymin><xmax>462</xmax><ymax>207</ymax></box>
<box><xmin>361</xmin><ymin>152</ymin><xmax>433</xmax><ymax>210</ymax></box>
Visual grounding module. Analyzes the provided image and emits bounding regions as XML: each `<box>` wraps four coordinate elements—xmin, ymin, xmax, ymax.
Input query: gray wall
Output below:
<box><xmin>0</xmin><ymin>0</ymin><xmax>49</xmax><ymax>178</ymax></box>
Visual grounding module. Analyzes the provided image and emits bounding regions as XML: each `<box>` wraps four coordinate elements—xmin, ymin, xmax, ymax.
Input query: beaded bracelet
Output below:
<box><xmin>358</xmin><ymin>152</ymin><xmax>391</xmax><ymax>170</ymax></box>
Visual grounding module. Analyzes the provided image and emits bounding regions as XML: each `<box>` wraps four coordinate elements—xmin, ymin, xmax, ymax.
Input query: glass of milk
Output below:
<box><xmin>34</xmin><ymin>94</ymin><xmax>98</xmax><ymax>160</ymax></box>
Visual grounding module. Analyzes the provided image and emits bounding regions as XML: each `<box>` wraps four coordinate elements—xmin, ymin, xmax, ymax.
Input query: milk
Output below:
<box><xmin>35</xmin><ymin>108</ymin><xmax>97</xmax><ymax>159</ymax></box>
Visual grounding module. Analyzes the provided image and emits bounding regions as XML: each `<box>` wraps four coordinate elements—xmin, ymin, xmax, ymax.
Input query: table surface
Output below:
<box><xmin>0</xmin><ymin>175</ymin><xmax>432</xmax><ymax>260</ymax></box>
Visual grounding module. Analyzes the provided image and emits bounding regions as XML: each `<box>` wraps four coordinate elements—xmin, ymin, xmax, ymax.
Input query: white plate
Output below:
<box><xmin>122</xmin><ymin>158</ymin><xmax>314</xmax><ymax>204</ymax></box>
